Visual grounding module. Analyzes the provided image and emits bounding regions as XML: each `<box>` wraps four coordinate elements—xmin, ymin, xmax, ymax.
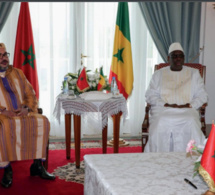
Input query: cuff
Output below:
<box><xmin>0</xmin><ymin>107</ymin><xmax>6</xmax><ymax>112</ymax></box>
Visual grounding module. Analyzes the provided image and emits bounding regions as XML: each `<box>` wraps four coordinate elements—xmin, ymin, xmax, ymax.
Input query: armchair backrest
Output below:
<box><xmin>155</xmin><ymin>63</ymin><xmax>206</xmax><ymax>83</ymax></box>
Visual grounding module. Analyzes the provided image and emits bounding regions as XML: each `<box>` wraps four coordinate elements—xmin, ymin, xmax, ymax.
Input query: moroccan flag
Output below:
<box><xmin>77</xmin><ymin>67</ymin><xmax>90</xmax><ymax>92</ymax></box>
<box><xmin>97</xmin><ymin>67</ymin><xmax>106</xmax><ymax>91</ymax></box>
<box><xmin>199</xmin><ymin>124</ymin><xmax>215</xmax><ymax>192</ymax></box>
<box><xmin>13</xmin><ymin>2</ymin><xmax>39</xmax><ymax>100</ymax></box>
<box><xmin>109</xmin><ymin>2</ymin><xmax>133</xmax><ymax>99</ymax></box>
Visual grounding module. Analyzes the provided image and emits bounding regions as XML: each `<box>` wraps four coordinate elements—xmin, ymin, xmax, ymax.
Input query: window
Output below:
<box><xmin>1</xmin><ymin>2</ymin><xmax>163</xmax><ymax>137</ymax></box>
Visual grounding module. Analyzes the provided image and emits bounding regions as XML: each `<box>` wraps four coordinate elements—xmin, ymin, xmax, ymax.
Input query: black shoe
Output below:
<box><xmin>1</xmin><ymin>164</ymin><xmax>13</xmax><ymax>188</ymax></box>
<box><xmin>30</xmin><ymin>159</ymin><xmax>55</xmax><ymax>180</ymax></box>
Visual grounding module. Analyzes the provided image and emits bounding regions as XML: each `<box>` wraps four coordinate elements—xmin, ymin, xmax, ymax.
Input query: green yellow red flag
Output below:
<box><xmin>109</xmin><ymin>2</ymin><xmax>133</xmax><ymax>99</ymax></box>
<box><xmin>97</xmin><ymin>67</ymin><xmax>106</xmax><ymax>91</ymax></box>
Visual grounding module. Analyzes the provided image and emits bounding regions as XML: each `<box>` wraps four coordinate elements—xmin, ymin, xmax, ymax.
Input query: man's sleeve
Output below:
<box><xmin>18</xmin><ymin>70</ymin><xmax>38</xmax><ymax>113</ymax></box>
<box><xmin>190</xmin><ymin>70</ymin><xmax>208</xmax><ymax>109</ymax></box>
<box><xmin>0</xmin><ymin>106</ymin><xmax>6</xmax><ymax>112</ymax></box>
<box><xmin>145</xmin><ymin>70</ymin><xmax>165</xmax><ymax>107</ymax></box>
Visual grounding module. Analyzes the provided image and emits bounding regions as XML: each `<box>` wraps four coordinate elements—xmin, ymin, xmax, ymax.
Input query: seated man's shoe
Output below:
<box><xmin>1</xmin><ymin>164</ymin><xmax>13</xmax><ymax>188</ymax></box>
<box><xmin>30</xmin><ymin>159</ymin><xmax>55</xmax><ymax>180</ymax></box>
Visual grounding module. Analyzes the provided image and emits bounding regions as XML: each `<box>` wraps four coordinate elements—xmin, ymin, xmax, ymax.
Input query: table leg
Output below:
<box><xmin>65</xmin><ymin>114</ymin><xmax>71</xmax><ymax>159</ymax></box>
<box><xmin>102</xmin><ymin>126</ymin><xmax>107</xmax><ymax>153</ymax></box>
<box><xmin>113</xmin><ymin>112</ymin><xmax>121</xmax><ymax>153</ymax></box>
<box><xmin>74</xmin><ymin>114</ymin><xmax>81</xmax><ymax>168</ymax></box>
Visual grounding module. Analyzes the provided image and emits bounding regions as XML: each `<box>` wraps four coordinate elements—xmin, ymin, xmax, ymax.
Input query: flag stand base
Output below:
<box><xmin>107</xmin><ymin>138</ymin><xmax>129</xmax><ymax>147</ymax></box>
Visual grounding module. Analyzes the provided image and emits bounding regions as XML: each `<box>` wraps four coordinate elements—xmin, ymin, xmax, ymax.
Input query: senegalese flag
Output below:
<box><xmin>97</xmin><ymin>67</ymin><xmax>106</xmax><ymax>91</ymax></box>
<box><xmin>109</xmin><ymin>2</ymin><xmax>133</xmax><ymax>99</ymax></box>
<box><xmin>13</xmin><ymin>2</ymin><xmax>39</xmax><ymax>100</ymax></box>
<box><xmin>199</xmin><ymin>123</ymin><xmax>215</xmax><ymax>192</ymax></box>
<box><xmin>76</xmin><ymin>67</ymin><xmax>90</xmax><ymax>92</ymax></box>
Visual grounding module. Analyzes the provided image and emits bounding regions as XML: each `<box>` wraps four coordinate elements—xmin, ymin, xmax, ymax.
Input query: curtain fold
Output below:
<box><xmin>0</xmin><ymin>2</ymin><xmax>14</xmax><ymax>33</ymax></box>
<box><xmin>138</xmin><ymin>2</ymin><xmax>202</xmax><ymax>63</ymax></box>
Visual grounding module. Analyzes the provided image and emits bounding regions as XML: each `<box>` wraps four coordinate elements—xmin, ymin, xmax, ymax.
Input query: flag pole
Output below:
<box><xmin>107</xmin><ymin>138</ymin><xmax>129</xmax><ymax>147</ymax></box>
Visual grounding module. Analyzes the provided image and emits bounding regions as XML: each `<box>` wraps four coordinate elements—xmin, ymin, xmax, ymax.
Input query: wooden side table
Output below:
<box><xmin>65</xmin><ymin>111</ymin><xmax>122</xmax><ymax>168</ymax></box>
<box><xmin>54</xmin><ymin>93</ymin><xmax>127</xmax><ymax>169</ymax></box>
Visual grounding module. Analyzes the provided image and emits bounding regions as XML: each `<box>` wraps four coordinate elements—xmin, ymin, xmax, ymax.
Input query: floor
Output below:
<box><xmin>49</xmin><ymin>134</ymin><xmax>142</xmax><ymax>143</ymax></box>
<box><xmin>49</xmin><ymin>135</ymin><xmax>142</xmax><ymax>149</ymax></box>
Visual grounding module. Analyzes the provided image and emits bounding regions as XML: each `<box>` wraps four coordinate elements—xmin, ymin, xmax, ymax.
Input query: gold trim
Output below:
<box><xmin>199</xmin><ymin>165</ymin><xmax>215</xmax><ymax>192</ymax></box>
<box><xmin>202</xmin><ymin>190</ymin><xmax>215</xmax><ymax>195</ymax></box>
<box><xmin>77</xmin><ymin>85</ymin><xmax>90</xmax><ymax>93</ymax></box>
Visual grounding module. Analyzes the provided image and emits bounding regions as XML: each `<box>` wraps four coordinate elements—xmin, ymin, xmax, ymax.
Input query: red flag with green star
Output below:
<box><xmin>199</xmin><ymin>124</ymin><xmax>215</xmax><ymax>191</ymax></box>
<box><xmin>13</xmin><ymin>2</ymin><xmax>39</xmax><ymax>99</ymax></box>
<box><xmin>76</xmin><ymin>67</ymin><xmax>90</xmax><ymax>92</ymax></box>
<box><xmin>109</xmin><ymin>2</ymin><xmax>133</xmax><ymax>99</ymax></box>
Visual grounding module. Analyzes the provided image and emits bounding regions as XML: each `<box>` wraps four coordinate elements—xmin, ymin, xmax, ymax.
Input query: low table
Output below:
<box><xmin>84</xmin><ymin>152</ymin><xmax>208</xmax><ymax>195</ymax></box>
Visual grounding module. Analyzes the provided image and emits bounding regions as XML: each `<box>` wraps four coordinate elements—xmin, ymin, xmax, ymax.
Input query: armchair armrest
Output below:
<box><xmin>142</xmin><ymin>104</ymin><xmax>151</xmax><ymax>152</ymax></box>
<box><xmin>142</xmin><ymin>104</ymin><xmax>151</xmax><ymax>132</ymax></box>
<box><xmin>200</xmin><ymin>103</ymin><xmax>207</xmax><ymax>109</ymax></box>
<box><xmin>200</xmin><ymin>103</ymin><xmax>207</xmax><ymax>137</ymax></box>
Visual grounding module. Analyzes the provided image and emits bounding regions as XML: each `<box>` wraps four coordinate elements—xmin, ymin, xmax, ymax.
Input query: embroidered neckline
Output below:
<box><xmin>0</xmin><ymin>71</ymin><xmax>6</xmax><ymax>78</ymax></box>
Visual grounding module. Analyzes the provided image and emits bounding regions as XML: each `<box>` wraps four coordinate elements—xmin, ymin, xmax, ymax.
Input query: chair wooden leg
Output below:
<box><xmin>142</xmin><ymin>135</ymin><xmax>144</xmax><ymax>152</ymax></box>
<box><xmin>142</xmin><ymin>133</ymin><xmax>148</xmax><ymax>152</ymax></box>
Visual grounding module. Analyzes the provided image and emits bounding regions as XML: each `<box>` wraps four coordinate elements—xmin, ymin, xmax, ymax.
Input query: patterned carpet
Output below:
<box><xmin>51</xmin><ymin>139</ymin><xmax>142</xmax><ymax>184</ymax></box>
<box><xmin>53</xmin><ymin>161</ymin><xmax>85</xmax><ymax>184</ymax></box>
<box><xmin>49</xmin><ymin>139</ymin><xmax>141</xmax><ymax>150</ymax></box>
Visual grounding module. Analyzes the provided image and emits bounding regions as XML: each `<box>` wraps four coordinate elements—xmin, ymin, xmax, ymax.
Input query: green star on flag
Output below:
<box><xmin>76</xmin><ymin>67</ymin><xmax>90</xmax><ymax>92</ymax></box>
<box><xmin>212</xmin><ymin>151</ymin><xmax>215</xmax><ymax>159</ymax></box>
<box><xmin>109</xmin><ymin>2</ymin><xmax>133</xmax><ymax>100</ymax></box>
<box><xmin>113</xmin><ymin>48</ymin><xmax>124</xmax><ymax>63</ymax></box>
<box><xmin>13</xmin><ymin>2</ymin><xmax>39</xmax><ymax>99</ymax></box>
<box><xmin>21</xmin><ymin>44</ymin><xmax>35</xmax><ymax>69</ymax></box>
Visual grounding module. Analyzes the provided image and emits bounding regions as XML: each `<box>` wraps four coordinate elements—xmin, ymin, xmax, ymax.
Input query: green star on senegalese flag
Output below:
<box><xmin>109</xmin><ymin>2</ymin><xmax>133</xmax><ymax>100</ymax></box>
<box><xmin>21</xmin><ymin>44</ymin><xmax>35</xmax><ymax>69</ymax></box>
<box><xmin>113</xmin><ymin>48</ymin><xmax>124</xmax><ymax>63</ymax></box>
<box><xmin>97</xmin><ymin>67</ymin><xmax>106</xmax><ymax>91</ymax></box>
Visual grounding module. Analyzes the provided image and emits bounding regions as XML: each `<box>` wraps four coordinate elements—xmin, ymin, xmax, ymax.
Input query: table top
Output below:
<box><xmin>53</xmin><ymin>92</ymin><xmax>128</xmax><ymax>129</ymax></box>
<box><xmin>84</xmin><ymin>152</ymin><xmax>208</xmax><ymax>195</ymax></box>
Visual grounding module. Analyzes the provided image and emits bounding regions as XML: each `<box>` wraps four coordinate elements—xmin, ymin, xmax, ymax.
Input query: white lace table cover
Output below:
<box><xmin>53</xmin><ymin>93</ymin><xmax>128</xmax><ymax>130</ymax></box>
<box><xmin>84</xmin><ymin>152</ymin><xmax>208</xmax><ymax>195</ymax></box>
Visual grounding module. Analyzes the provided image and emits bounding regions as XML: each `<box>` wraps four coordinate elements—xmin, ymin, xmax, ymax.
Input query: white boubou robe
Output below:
<box><xmin>144</xmin><ymin>66</ymin><xmax>208</xmax><ymax>152</ymax></box>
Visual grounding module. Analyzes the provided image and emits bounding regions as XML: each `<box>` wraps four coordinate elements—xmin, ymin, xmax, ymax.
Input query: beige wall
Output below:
<box><xmin>200</xmin><ymin>2</ymin><xmax>215</xmax><ymax>127</ymax></box>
